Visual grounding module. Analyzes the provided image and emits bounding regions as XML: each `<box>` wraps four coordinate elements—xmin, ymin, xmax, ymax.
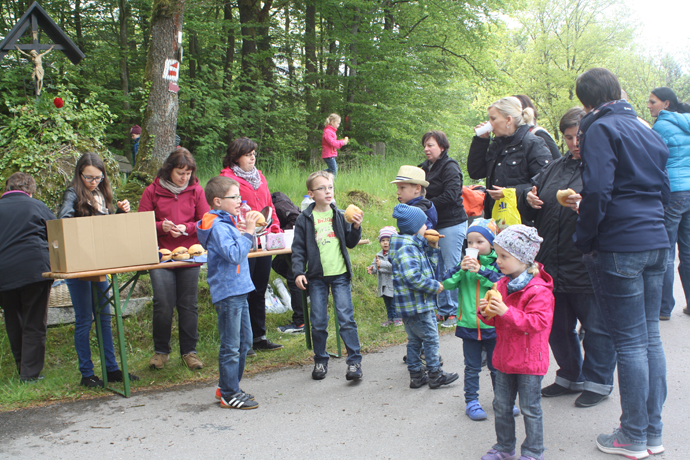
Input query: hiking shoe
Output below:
<box><xmin>441</xmin><ymin>315</ymin><xmax>457</xmax><ymax>328</ymax></box>
<box><xmin>182</xmin><ymin>352</ymin><xmax>204</xmax><ymax>370</ymax></box>
<box><xmin>466</xmin><ymin>400</ymin><xmax>487</xmax><ymax>421</ymax></box>
<box><xmin>513</xmin><ymin>405</ymin><xmax>521</xmax><ymax>416</ymax></box>
<box><xmin>346</xmin><ymin>363</ymin><xmax>363</xmax><ymax>381</ymax></box>
<box><xmin>575</xmin><ymin>390</ymin><xmax>608</xmax><ymax>407</ymax></box>
<box><xmin>80</xmin><ymin>375</ymin><xmax>104</xmax><ymax>388</ymax></box>
<box><xmin>312</xmin><ymin>363</ymin><xmax>328</xmax><ymax>380</ymax></box>
<box><xmin>253</xmin><ymin>339</ymin><xmax>284</xmax><ymax>350</ymax></box>
<box><xmin>428</xmin><ymin>369</ymin><xmax>459</xmax><ymax>389</ymax></box>
<box><xmin>541</xmin><ymin>382</ymin><xmax>580</xmax><ymax>397</ymax></box>
<box><xmin>436</xmin><ymin>314</ymin><xmax>446</xmax><ymax>323</ymax></box>
<box><xmin>220</xmin><ymin>392</ymin><xmax>258</xmax><ymax>410</ymax></box>
<box><xmin>381</xmin><ymin>319</ymin><xmax>394</xmax><ymax>327</ymax></box>
<box><xmin>647</xmin><ymin>436</ymin><xmax>664</xmax><ymax>455</ymax></box>
<box><xmin>409</xmin><ymin>370</ymin><xmax>428</xmax><ymax>388</ymax></box>
<box><xmin>149</xmin><ymin>353</ymin><xmax>169</xmax><ymax>369</ymax></box>
<box><xmin>596</xmin><ymin>427</ymin><xmax>649</xmax><ymax>459</ymax></box>
<box><xmin>658</xmin><ymin>315</ymin><xmax>670</xmax><ymax>321</ymax></box>
<box><xmin>107</xmin><ymin>370</ymin><xmax>140</xmax><ymax>382</ymax></box>
<box><xmin>683</xmin><ymin>307</ymin><xmax>690</xmax><ymax>316</ymax></box>
<box><xmin>247</xmin><ymin>348</ymin><xmax>256</xmax><ymax>356</ymax></box>
<box><xmin>394</xmin><ymin>318</ymin><xmax>403</xmax><ymax>326</ymax></box>
<box><xmin>277</xmin><ymin>322</ymin><xmax>304</xmax><ymax>334</ymax></box>
<box><xmin>481</xmin><ymin>449</ymin><xmax>518</xmax><ymax>460</ymax></box>
<box><xmin>216</xmin><ymin>387</ymin><xmax>255</xmax><ymax>401</ymax></box>
<box><xmin>20</xmin><ymin>375</ymin><xmax>45</xmax><ymax>384</ymax></box>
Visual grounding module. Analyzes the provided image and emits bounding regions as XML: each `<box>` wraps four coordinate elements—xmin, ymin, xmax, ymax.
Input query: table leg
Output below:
<box><xmin>111</xmin><ymin>275</ymin><xmax>131</xmax><ymax>397</ymax></box>
<box><xmin>93</xmin><ymin>282</ymin><xmax>108</xmax><ymax>387</ymax></box>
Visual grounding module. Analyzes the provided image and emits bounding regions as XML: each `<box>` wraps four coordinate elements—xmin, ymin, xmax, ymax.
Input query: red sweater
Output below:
<box><xmin>479</xmin><ymin>264</ymin><xmax>554</xmax><ymax>376</ymax></box>
<box><xmin>322</xmin><ymin>125</ymin><xmax>345</xmax><ymax>159</ymax></box>
<box><xmin>138</xmin><ymin>177</ymin><xmax>210</xmax><ymax>251</ymax></box>
<box><xmin>219</xmin><ymin>167</ymin><xmax>282</xmax><ymax>234</ymax></box>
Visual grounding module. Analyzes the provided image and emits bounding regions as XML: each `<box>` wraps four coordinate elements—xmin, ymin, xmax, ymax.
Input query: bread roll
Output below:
<box><xmin>484</xmin><ymin>285</ymin><xmax>503</xmax><ymax>319</ymax></box>
<box><xmin>344</xmin><ymin>204</ymin><xmax>363</xmax><ymax>223</ymax></box>
<box><xmin>172</xmin><ymin>246</ymin><xmax>189</xmax><ymax>261</ymax></box>
<box><xmin>423</xmin><ymin>229</ymin><xmax>444</xmax><ymax>243</ymax></box>
<box><xmin>556</xmin><ymin>188</ymin><xmax>576</xmax><ymax>207</ymax></box>
<box><xmin>159</xmin><ymin>248</ymin><xmax>172</xmax><ymax>262</ymax></box>
<box><xmin>188</xmin><ymin>244</ymin><xmax>205</xmax><ymax>256</ymax></box>
<box><xmin>246</xmin><ymin>210</ymin><xmax>266</xmax><ymax>226</ymax></box>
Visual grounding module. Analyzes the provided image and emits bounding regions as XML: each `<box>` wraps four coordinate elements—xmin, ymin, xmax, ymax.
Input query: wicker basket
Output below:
<box><xmin>48</xmin><ymin>283</ymin><xmax>73</xmax><ymax>308</ymax></box>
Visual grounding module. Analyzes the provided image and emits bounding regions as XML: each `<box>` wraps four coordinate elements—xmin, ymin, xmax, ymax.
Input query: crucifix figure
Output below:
<box><xmin>15</xmin><ymin>45</ymin><xmax>54</xmax><ymax>96</ymax></box>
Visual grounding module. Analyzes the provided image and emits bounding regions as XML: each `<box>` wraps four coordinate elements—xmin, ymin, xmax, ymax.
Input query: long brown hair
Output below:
<box><xmin>70</xmin><ymin>152</ymin><xmax>114</xmax><ymax>216</ymax></box>
<box><xmin>157</xmin><ymin>147</ymin><xmax>198</xmax><ymax>185</ymax></box>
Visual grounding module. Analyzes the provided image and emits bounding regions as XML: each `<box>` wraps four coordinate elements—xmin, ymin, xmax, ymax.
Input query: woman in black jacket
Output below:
<box><xmin>514</xmin><ymin>94</ymin><xmax>561</xmax><ymax>160</ymax></box>
<box><xmin>419</xmin><ymin>131</ymin><xmax>468</xmax><ymax>327</ymax></box>
<box><xmin>517</xmin><ymin>107</ymin><xmax>616</xmax><ymax>408</ymax></box>
<box><xmin>467</xmin><ymin>96</ymin><xmax>553</xmax><ymax>221</ymax></box>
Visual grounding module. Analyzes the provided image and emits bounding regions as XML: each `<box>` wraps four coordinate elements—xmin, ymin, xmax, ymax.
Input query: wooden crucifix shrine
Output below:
<box><xmin>0</xmin><ymin>2</ymin><xmax>85</xmax><ymax>96</ymax></box>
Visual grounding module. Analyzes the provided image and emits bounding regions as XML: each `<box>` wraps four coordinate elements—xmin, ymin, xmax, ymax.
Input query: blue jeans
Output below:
<box><xmin>323</xmin><ymin>157</ymin><xmax>338</xmax><ymax>180</ymax></box>
<box><xmin>463</xmin><ymin>338</ymin><xmax>496</xmax><ymax>403</ymax></box>
<box><xmin>309</xmin><ymin>274</ymin><xmax>361</xmax><ymax>365</ymax></box>
<box><xmin>661</xmin><ymin>191</ymin><xmax>690</xmax><ymax>316</ymax></box>
<box><xmin>382</xmin><ymin>295</ymin><xmax>395</xmax><ymax>320</ymax></box>
<box><xmin>550</xmin><ymin>292</ymin><xmax>616</xmax><ymax>395</ymax></box>
<box><xmin>493</xmin><ymin>370</ymin><xmax>544</xmax><ymax>458</ymax></box>
<box><xmin>215</xmin><ymin>294</ymin><xmax>252</xmax><ymax>398</ymax></box>
<box><xmin>402</xmin><ymin>310</ymin><xmax>440</xmax><ymax>372</ymax></box>
<box><xmin>583</xmin><ymin>250</ymin><xmax>668</xmax><ymax>445</ymax></box>
<box><xmin>436</xmin><ymin>222</ymin><xmax>468</xmax><ymax>317</ymax></box>
<box><xmin>66</xmin><ymin>278</ymin><xmax>119</xmax><ymax>378</ymax></box>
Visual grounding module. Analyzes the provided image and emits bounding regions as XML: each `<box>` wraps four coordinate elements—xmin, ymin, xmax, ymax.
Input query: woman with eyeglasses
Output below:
<box><xmin>220</xmin><ymin>137</ymin><xmax>283</xmax><ymax>352</ymax></box>
<box><xmin>58</xmin><ymin>152</ymin><xmax>138</xmax><ymax>388</ymax></box>
<box><xmin>139</xmin><ymin>148</ymin><xmax>210</xmax><ymax>370</ymax></box>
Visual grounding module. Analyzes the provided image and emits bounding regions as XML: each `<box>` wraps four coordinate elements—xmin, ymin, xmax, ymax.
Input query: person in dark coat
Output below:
<box><xmin>513</xmin><ymin>94</ymin><xmax>561</xmax><ymax>160</ymax></box>
<box><xmin>518</xmin><ymin>107</ymin><xmax>616</xmax><ymax>408</ymax></box>
<box><xmin>468</xmin><ymin>96</ymin><xmax>553</xmax><ymax>221</ymax></box>
<box><xmin>0</xmin><ymin>172</ymin><xmax>56</xmax><ymax>382</ymax></box>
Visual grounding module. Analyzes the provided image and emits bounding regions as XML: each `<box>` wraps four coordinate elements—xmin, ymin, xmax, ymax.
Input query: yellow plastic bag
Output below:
<box><xmin>492</xmin><ymin>188</ymin><xmax>521</xmax><ymax>232</ymax></box>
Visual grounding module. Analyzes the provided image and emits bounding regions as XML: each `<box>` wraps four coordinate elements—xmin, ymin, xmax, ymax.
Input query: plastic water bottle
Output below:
<box><xmin>239</xmin><ymin>200</ymin><xmax>251</xmax><ymax>222</ymax></box>
<box><xmin>273</xmin><ymin>278</ymin><xmax>292</xmax><ymax>311</ymax></box>
<box><xmin>300</xmin><ymin>195</ymin><xmax>314</xmax><ymax>211</ymax></box>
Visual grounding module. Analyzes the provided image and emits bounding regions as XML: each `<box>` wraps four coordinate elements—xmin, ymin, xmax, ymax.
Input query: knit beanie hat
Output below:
<box><xmin>393</xmin><ymin>204</ymin><xmax>426</xmax><ymax>235</ymax></box>
<box><xmin>130</xmin><ymin>125</ymin><xmax>142</xmax><ymax>135</ymax></box>
<box><xmin>493</xmin><ymin>224</ymin><xmax>543</xmax><ymax>264</ymax></box>
<box><xmin>378</xmin><ymin>226</ymin><xmax>398</xmax><ymax>241</ymax></box>
<box><xmin>467</xmin><ymin>218</ymin><xmax>499</xmax><ymax>246</ymax></box>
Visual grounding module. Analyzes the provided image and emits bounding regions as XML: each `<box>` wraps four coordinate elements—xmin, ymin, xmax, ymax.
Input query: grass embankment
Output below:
<box><xmin>0</xmin><ymin>154</ymin><xmax>445</xmax><ymax>411</ymax></box>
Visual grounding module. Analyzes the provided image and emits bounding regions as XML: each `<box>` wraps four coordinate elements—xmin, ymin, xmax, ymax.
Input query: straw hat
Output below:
<box><xmin>390</xmin><ymin>165</ymin><xmax>429</xmax><ymax>187</ymax></box>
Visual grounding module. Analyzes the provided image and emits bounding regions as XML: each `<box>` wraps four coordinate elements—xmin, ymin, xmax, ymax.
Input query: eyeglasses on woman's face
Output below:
<box><xmin>221</xmin><ymin>195</ymin><xmax>242</xmax><ymax>202</ymax></box>
<box><xmin>243</xmin><ymin>151</ymin><xmax>257</xmax><ymax>157</ymax></box>
<box><xmin>81</xmin><ymin>174</ymin><xmax>103</xmax><ymax>183</ymax></box>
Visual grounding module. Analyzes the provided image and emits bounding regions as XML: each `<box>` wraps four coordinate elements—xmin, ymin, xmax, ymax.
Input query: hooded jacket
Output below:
<box><xmin>196</xmin><ymin>210</ymin><xmax>255</xmax><ymax>304</ymax></box>
<box><xmin>468</xmin><ymin>124</ymin><xmax>553</xmax><ymax>219</ymax></box>
<box><xmin>219</xmin><ymin>167</ymin><xmax>281</xmax><ymax>235</ymax></box>
<box><xmin>291</xmin><ymin>202</ymin><xmax>362</xmax><ymax>281</ymax></box>
<box><xmin>138</xmin><ymin>177</ymin><xmax>210</xmax><ymax>252</ymax></box>
<box><xmin>479</xmin><ymin>265</ymin><xmax>554</xmax><ymax>376</ymax></box>
<box><xmin>653</xmin><ymin>110</ymin><xmax>690</xmax><ymax>192</ymax></box>
<box><xmin>419</xmin><ymin>150</ymin><xmax>468</xmax><ymax>229</ymax></box>
<box><xmin>442</xmin><ymin>250</ymin><xmax>503</xmax><ymax>340</ymax></box>
<box><xmin>575</xmin><ymin>101</ymin><xmax>670</xmax><ymax>254</ymax></box>
<box><xmin>406</xmin><ymin>196</ymin><xmax>438</xmax><ymax>229</ymax></box>
<box><xmin>518</xmin><ymin>152</ymin><xmax>591</xmax><ymax>293</ymax></box>
<box><xmin>322</xmin><ymin>125</ymin><xmax>346</xmax><ymax>159</ymax></box>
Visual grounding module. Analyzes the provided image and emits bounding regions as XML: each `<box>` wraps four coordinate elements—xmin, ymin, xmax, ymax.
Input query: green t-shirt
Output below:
<box><xmin>312</xmin><ymin>210</ymin><xmax>347</xmax><ymax>276</ymax></box>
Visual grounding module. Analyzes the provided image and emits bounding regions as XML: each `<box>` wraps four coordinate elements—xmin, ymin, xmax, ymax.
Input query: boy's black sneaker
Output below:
<box><xmin>220</xmin><ymin>392</ymin><xmax>258</xmax><ymax>410</ymax></box>
<box><xmin>345</xmin><ymin>363</ymin><xmax>363</xmax><ymax>381</ymax></box>
<box><xmin>277</xmin><ymin>323</ymin><xmax>304</xmax><ymax>334</ymax></box>
<box><xmin>107</xmin><ymin>370</ymin><xmax>140</xmax><ymax>382</ymax></box>
<box><xmin>428</xmin><ymin>369</ymin><xmax>459</xmax><ymax>389</ymax></box>
<box><xmin>80</xmin><ymin>375</ymin><xmax>104</xmax><ymax>388</ymax></box>
<box><xmin>312</xmin><ymin>363</ymin><xmax>328</xmax><ymax>380</ymax></box>
<box><xmin>409</xmin><ymin>370</ymin><xmax>428</xmax><ymax>388</ymax></box>
<box><xmin>253</xmin><ymin>339</ymin><xmax>284</xmax><ymax>350</ymax></box>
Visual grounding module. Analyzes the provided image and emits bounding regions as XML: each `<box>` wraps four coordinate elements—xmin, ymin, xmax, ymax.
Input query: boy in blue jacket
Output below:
<box><xmin>197</xmin><ymin>176</ymin><xmax>261</xmax><ymax>410</ymax></box>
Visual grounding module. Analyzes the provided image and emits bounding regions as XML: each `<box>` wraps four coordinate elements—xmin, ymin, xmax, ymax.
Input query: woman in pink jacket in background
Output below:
<box><xmin>321</xmin><ymin>113</ymin><xmax>349</xmax><ymax>180</ymax></box>
<box><xmin>478</xmin><ymin>225</ymin><xmax>554</xmax><ymax>460</ymax></box>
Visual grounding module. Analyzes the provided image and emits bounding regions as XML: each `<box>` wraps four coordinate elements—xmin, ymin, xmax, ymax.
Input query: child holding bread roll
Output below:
<box><xmin>477</xmin><ymin>225</ymin><xmax>554</xmax><ymax>460</ymax></box>
<box><xmin>367</xmin><ymin>226</ymin><xmax>399</xmax><ymax>326</ymax></box>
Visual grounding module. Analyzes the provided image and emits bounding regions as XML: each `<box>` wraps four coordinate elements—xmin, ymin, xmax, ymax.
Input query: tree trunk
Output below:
<box><xmin>345</xmin><ymin>8</ymin><xmax>360</xmax><ymax>131</ymax></box>
<box><xmin>222</xmin><ymin>3</ymin><xmax>235</xmax><ymax>90</ymax></box>
<box><xmin>284</xmin><ymin>6</ymin><xmax>295</xmax><ymax>85</ymax></box>
<box><xmin>136</xmin><ymin>0</ymin><xmax>186</xmax><ymax>177</ymax></box>
<box><xmin>304</xmin><ymin>0</ymin><xmax>319</xmax><ymax>162</ymax></box>
<box><xmin>119</xmin><ymin>0</ymin><xmax>131</xmax><ymax>111</ymax></box>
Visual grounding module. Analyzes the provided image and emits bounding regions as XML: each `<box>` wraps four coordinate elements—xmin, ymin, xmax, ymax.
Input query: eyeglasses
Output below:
<box><xmin>311</xmin><ymin>185</ymin><xmax>334</xmax><ymax>193</ymax></box>
<box><xmin>221</xmin><ymin>195</ymin><xmax>242</xmax><ymax>202</ymax></box>
<box><xmin>243</xmin><ymin>151</ymin><xmax>257</xmax><ymax>157</ymax></box>
<box><xmin>82</xmin><ymin>174</ymin><xmax>104</xmax><ymax>183</ymax></box>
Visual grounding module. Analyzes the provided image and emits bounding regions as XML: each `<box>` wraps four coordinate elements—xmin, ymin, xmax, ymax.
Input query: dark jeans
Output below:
<box><xmin>403</xmin><ymin>310</ymin><xmax>440</xmax><ymax>372</ymax></box>
<box><xmin>584</xmin><ymin>250</ymin><xmax>668</xmax><ymax>445</ymax></box>
<box><xmin>0</xmin><ymin>280</ymin><xmax>52</xmax><ymax>379</ymax></box>
<box><xmin>215</xmin><ymin>294</ymin><xmax>252</xmax><ymax>398</ymax></box>
<box><xmin>248</xmin><ymin>255</ymin><xmax>272</xmax><ymax>342</ymax></box>
<box><xmin>463</xmin><ymin>338</ymin><xmax>496</xmax><ymax>403</ymax></box>
<box><xmin>382</xmin><ymin>295</ymin><xmax>395</xmax><ymax>321</ymax></box>
<box><xmin>550</xmin><ymin>292</ymin><xmax>616</xmax><ymax>395</ymax></box>
<box><xmin>661</xmin><ymin>191</ymin><xmax>690</xmax><ymax>316</ymax></box>
<box><xmin>493</xmin><ymin>370</ymin><xmax>544</xmax><ymax>459</ymax></box>
<box><xmin>271</xmin><ymin>254</ymin><xmax>304</xmax><ymax>325</ymax></box>
<box><xmin>149</xmin><ymin>265</ymin><xmax>201</xmax><ymax>355</ymax></box>
<box><xmin>323</xmin><ymin>157</ymin><xmax>338</xmax><ymax>180</ymax></box>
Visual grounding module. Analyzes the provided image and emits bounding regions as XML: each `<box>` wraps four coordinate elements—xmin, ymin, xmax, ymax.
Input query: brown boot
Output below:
<box><xmin>149</xmin><ymin>353</ymin><xmax>169</xmax><ymax>369</ymax></box>
<box><xmin>183</xmin><ymin>352</ymin><xmax>203</xmax><ymax>370</ymax></box>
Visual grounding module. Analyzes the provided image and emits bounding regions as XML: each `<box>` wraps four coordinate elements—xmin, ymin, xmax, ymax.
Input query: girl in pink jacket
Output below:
<box><xmin>321</xmin><ymin>113</ymin><xmax>349</xmax><ymax>180</ymax></box>
<box><xmin>478</xmin><ymin>225</ymin><xmax>554</xmax><ymax>460</ymax></box>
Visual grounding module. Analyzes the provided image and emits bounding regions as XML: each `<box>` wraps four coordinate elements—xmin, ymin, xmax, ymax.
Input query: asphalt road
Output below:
<box><xmin>1</xmin><ymin>280</ymin><xmax>689</xmax><ymax>460</ymax></box>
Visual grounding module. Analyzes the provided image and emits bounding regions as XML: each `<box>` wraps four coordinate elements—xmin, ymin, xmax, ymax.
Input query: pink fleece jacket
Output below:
<box><xmin>322</xmin><ymin>124</ymin><xmax>345</xmax><ymax>159</ymax></box>
<box><xmin>479</xmin><ymin>264</ymin><xmax>554</xmax><ymax>376</ymax></box>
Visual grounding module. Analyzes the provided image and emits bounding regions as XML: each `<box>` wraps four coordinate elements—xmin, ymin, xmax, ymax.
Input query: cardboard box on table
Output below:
<box><xmin>47</xmin><ymin>211</ymin><xmax>159</xmax><ymax>273</ymax></box>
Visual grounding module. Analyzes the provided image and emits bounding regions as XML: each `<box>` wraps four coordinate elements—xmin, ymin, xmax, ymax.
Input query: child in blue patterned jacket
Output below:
<box><xmin>367</xmin><ymin>226</ymin><xmax>399</xmax><ymax>326</ymax></box>
<box><xmin>390</xmin><ymin>203</ymin><xmax>459</xmax><ymax>389</ymax></box>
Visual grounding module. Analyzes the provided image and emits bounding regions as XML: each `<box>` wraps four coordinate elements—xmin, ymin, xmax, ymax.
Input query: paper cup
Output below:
<box><xmin>465</xmin><ymin>248</ymin><xmax>479</xmax><ymax>259</ymax></box>
<box><xmin>474</xmin><ymin>122</ymin><xmax>493</xmax><ymax>137</ymax></box>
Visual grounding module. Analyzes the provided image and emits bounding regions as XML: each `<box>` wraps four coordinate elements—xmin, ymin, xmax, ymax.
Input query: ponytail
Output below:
<box><xmin>651</xmin><ymin>87</ymin><xmax>690</xmax><ymax>114</ymax></box>
<box><xmin>527</xmin><ymin>262</ymin><xmax>540</xmax><ymax>276</ymax></box>
<box><xmin>522</xmin><ymin>107</ymin><xmax>536</xmax><ymax>126</ymax></box>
